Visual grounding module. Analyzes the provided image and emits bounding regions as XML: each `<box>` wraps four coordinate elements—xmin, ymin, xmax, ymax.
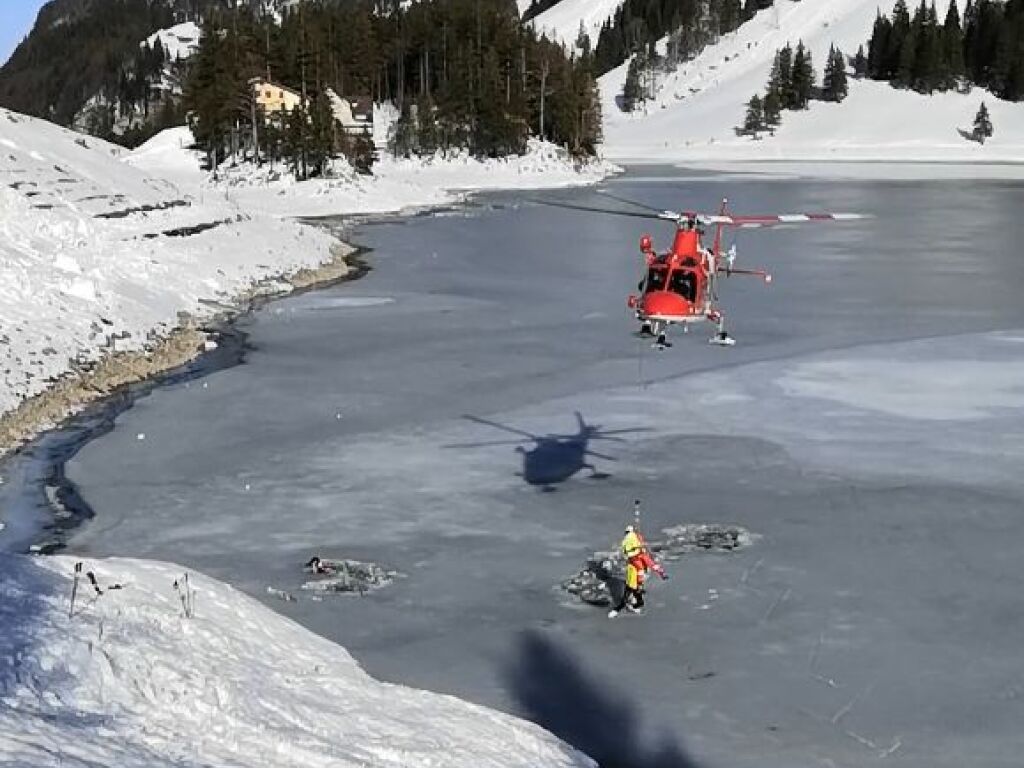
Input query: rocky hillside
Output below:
<box><xmin>0</xmin><ymin>0</ymin><xmax>286</xmax><ymax>146</ymax></box>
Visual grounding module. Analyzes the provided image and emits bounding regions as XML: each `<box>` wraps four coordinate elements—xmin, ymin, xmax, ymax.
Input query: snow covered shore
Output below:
<box><xmin>0</xmin><ymin>111</ymin><xmax>614</xmax><ymax>457</ymax></box>
<box><xmin>0</xmin><ymin>108</ymin><xmax>345</xmax><ymax>448</ymax></box>
<box><xmin>127</xmin><ymin>128</ymin><xmax>618</xmax><ymax>219</ymax></box>
<box><xmin>0</xmin><ymin>555</ymin><xmax>593</xmax><ymax>768</ymax></box>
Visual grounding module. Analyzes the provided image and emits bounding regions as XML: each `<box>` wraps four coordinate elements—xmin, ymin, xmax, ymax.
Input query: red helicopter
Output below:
<box><xmin>540</xmin><ymin>194</ymin><xmax>866</xmax><ymax>349</ymax></box>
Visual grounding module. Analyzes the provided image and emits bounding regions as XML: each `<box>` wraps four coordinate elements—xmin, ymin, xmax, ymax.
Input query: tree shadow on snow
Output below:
<box><xmin>506</xmin><ymin>630</ymin><xmax>702</xmax><ymax>768</ymax></box>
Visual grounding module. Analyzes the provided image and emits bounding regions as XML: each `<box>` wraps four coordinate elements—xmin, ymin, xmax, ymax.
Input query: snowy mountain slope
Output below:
<box><xmin>0</xmin><ymin>108</ymin><xmax>337</xmax><ymax>418</ymax></box>
<box><xmin>599</xmin><ymin>0</ymin><xmax>1024</xmax><ymax>162</ymax></box>
<box><xmin>0</xmin><ymin>555</ymin><xmax>593</xmax><ymax>768</ymax></box>
<box><xmin>526</xmin><ymin>0</ymin><xmax>627</xmax><ymax>48</ymax></box>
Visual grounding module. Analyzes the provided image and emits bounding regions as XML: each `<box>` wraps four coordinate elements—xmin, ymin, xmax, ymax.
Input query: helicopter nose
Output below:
<box><xmin>642</xmin><ymin>291</ymin><xmax>691</xmax><ymax>319</ymax></box>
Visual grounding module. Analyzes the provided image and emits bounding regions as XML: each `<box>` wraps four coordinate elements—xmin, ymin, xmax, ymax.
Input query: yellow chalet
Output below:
<box><xmin>252</xmin><ymin>79</ymin><xmax>304</xmax><ymax>116</ymax></box>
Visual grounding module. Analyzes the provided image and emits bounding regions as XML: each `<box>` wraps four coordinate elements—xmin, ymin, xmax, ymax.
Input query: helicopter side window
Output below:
<box><xmin>646</xmin><ymin>267</ymin><xmax>667</xmax><ymax>291</ymax></box>
<box><xmin>670</xmin><ymin>270</ymin><xmax>696</xmax><ymax>301</ymax></box>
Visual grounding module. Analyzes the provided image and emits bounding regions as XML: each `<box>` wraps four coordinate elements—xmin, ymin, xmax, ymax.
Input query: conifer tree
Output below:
<box><xmin>741</xmin><ymin>93</ymin><xmax>764</xmax><ymax>135</ymax></box>
<box><xmin>769</xmin><ymin>44</ymin><xmax>794</xmax><ymax>108</ymax></box>
<box><xmin>896</xmin><ymin>20</ymin><xmax>918</xmax><ymax>86</ymax></box>
<box><xmin>989</xmin><ymin>11</ymin><xmax>1019</xmax><ymax>96</ymax></box>
<box><xmin>943</xmin><ymin>0</ymin><xmax>966</xmax><ymax>87</ymax></box>
<box><xmin>963</xmin><ymin>0</ymin><xmax>979</xmax><ymax>73</ymax></box>
<box><xmin>790</xmin><ymin>41</ymin><xmax>814</xmax><ymax>108</ymax></box>
<box><xmin>575</xmin><ymin>23</ymin><xmax>592</xmax><ymax>59</ymax></box>
<box><xmin>308</xmin><ymin>90</ymin><xmax>334</xmax><ymax>177</ymax></box>
<box><xmin>762</xmin><ymin>87</ymin><xmax>781</xmax><ymax>129</ymax></box>
<box><xmin>284</xmin><ymin>104</ymin><xmax>309</xmax><ymax>180</ymax></box>
<box><xmin>909</xmin><ymin>0</ymin><xmax>943</xmax><ymax>93</ymax></box>
<box><xmin>719</xmin><ymin>0</ymin><xmax>743</xmax><ymax>34</ymax></box>
<box><xmin>868</xmin><ymin>12</ymin><xmax>893</xmax><ymax>78</ymax></box>
<box><xmin>888</xmin><ymin>0</ymin><xmax>912</xmax><ymax>76</ymax></box>
<box><xmin>622</xmin><ymin>51</ymin><xmax>645</xmax><ymax>111</ymax></box>
<box><xmin>823</xmin><ymin>45</ymin><xmax>849</xmax><ymax>101</ymax></box>
<box><xmin>854</xmin><ymin>44</ymin><xmax>868</xmax><ymax>77</ymax></box>
<box><xmin>350</xmin><ymin>134</ymin><xmax>375</xmax><ymax>174</ymax></box>
<box><xmin>972</xmin><ymin>100</ymin><xmax>993</xmax><ymax>141</ymax></box>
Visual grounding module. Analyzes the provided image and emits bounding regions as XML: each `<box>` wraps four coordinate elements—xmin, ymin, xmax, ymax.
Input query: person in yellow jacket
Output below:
<box><xmin>609</xmin><ymin>524</ymin><xmax>666</xmax><ymax>617</ymax></box>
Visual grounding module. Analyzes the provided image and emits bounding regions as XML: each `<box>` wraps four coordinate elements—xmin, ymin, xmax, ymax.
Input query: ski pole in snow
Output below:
<box><xmin>68</xmin><ymin>561</ymin><xmax>83</xmax><ymax>618</ymax></box>
<box><xmin>86</xmin><ymin>571</ymin><xmax>103</xmax><ymax>596</ymax></box>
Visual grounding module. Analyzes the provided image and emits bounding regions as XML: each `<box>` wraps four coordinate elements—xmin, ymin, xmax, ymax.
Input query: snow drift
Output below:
<box><xmin>0</xmin><ymin>555</ymin><xmax>593</xmax><ymax>767</ymax></box>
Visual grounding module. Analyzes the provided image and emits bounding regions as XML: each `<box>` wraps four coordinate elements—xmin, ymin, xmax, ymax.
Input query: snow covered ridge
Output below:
<box><xmin>0</xmin><ymin>555</ymin><xmax>594</xmax><ymax>768</ymax></box>
<box><xmin>0</xmin><ymin>108</ymin><xmax>337</xmax><ymax>420</ymax></box>
<box><xmin>522</xmin><ymin>0</ymin><xmax>627</xmax><ymax>49</ymax></box>
<box><xmin>599</xmin><ymin>0</ymin><xmax>1024</xmax><ymax>164</ymax></box>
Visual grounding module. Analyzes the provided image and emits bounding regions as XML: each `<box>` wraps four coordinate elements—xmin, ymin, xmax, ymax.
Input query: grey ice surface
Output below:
<box><xmin>57</xmin><ymin>169</ymin><xmax>1024</xmax><ymax>766</ymax></box>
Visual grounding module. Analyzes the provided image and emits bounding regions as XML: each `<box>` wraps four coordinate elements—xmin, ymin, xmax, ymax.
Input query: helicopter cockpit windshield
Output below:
<box><xmin>670</xmin><ymin>269</ymin><xmax>697</xmax><ymax>302</ymax></box>
<box><xmin>645</xmin><ymin>266</ymin><xmax>667</xmax><ymax>292</ymax></box>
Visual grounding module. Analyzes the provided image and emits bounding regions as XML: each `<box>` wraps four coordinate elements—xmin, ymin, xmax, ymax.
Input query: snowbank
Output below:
<box><xmin>128</xmin><ymin>129</ymin><xmax>618</xmax><ymax>219</ymax></box>
<box><xmin>0</xmin><ymin>108</ymin><xmax>338</xmax><ymax>421</ymax></box>
<box><xmin>121</xmin><ymin>124</ymin><xmax>204</xmax><ymax>187</ymax></box>
<box><xmin>0</xmin><ymin>555</ymin><xmax>593</xmax><ymax>768</ymax></box>
<box><xmin>599</xmin><ymin>0</ymin><xmax>1024</xmax><ymax>165</ymax></box>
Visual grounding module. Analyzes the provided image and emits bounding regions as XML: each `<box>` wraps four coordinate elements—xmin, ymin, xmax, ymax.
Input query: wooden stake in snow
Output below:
<box><xmin>68</xmin><ymin>561</ymin><xmax>83</xmax><ymax>618</ymax></box>
<box><xmin>174</xmin><ymin>573</ymin><xmax>195</xmax><ymax>618</ymax></box>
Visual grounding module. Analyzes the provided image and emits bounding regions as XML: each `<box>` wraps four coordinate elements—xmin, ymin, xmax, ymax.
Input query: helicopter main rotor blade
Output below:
<box><xmin>718</xmin><ymin>212</ymin><xmax>870</xmax><ymax>227</ymax></box>
<box><xmin>461</xmin><ymin>415</ymin><xmax>539</xmax><ymax>441</ymax></box>
<box><xmin>588</xmin><ymin>427</ymin><xmax>653</xmax><ymax>443</ymax></box>
<box><xmin>528</xmin><ymin>198</ymin><xmax>678</xmax><ymax>222</ymax></box>
<box><xmin>595</xmin><ymin>189</ymin><xmax>671</xmax><ymax>215</ymax></box>
<box><xmin>444</xmin><ymin>438</ymin><xmax>532</xmax><ymax>449</ymax></box>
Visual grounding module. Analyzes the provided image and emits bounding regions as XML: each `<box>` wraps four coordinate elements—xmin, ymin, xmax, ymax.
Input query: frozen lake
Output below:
<box><xmin>52</xmin><ymin>169</ymin><xmax>1024</xmax><ymax>766</ymax></box>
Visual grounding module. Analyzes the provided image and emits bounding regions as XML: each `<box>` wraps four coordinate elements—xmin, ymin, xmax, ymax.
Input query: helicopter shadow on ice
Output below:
<box><xmin>505</xmin><ymin>630</ymin><xmax>702</xmax><ymax>768</ymax></box>
<box><xmin>445</xmin><ymin>413</ymin><xmax>650</xmax><ymax>492</ymax></box>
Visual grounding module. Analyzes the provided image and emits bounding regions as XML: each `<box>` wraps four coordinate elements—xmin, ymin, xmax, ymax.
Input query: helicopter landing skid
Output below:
<box><xmin>709</xmin><ymin>332</ymin><xmax>736</xmax><ymax>347</ymax></box>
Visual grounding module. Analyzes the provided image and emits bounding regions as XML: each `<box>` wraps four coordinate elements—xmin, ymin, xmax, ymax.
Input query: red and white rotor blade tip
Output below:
<box><xmin>728</xmin><ymin>212</ymin><xmax>869</xmax><ymax>227</ymax></box>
